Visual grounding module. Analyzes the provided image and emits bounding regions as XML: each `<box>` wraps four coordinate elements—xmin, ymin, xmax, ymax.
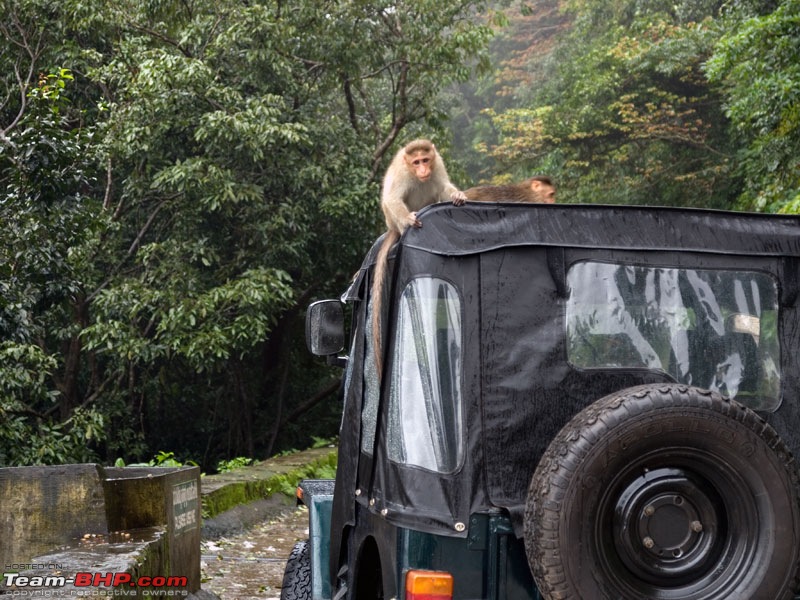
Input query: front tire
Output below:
<box><xmin>525</xmin><ymin>384</ymin><xmax>800</xmax><ymax>600</ymax></box>
<box><xmin>280</xmin><ymin>540</ymin><xmax>311</xmax><ymax>600</ymax></box>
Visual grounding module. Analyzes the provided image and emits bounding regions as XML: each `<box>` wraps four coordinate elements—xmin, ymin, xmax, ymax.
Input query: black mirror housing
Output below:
<box><xmin>305</xmin><ymin>299</ymin><xmax>345</xmax><ymax>357</ymax></box>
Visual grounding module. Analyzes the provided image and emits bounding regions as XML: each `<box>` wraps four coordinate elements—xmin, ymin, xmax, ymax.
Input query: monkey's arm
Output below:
<box><xmin>382</xmin><ymin>183</ymin><xmax>421</xmax><ymax>230</ymax></box>
<box><xmin>443</xmin><ymin>182</ymin><xmax>467</xmax><ymax>206</ymax></box>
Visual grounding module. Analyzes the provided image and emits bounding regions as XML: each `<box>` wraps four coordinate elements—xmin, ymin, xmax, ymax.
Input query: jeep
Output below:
<box><xmin>281</xmin><ymin>202</ymin><xmax>800</xmax><ymax>600</ymax></box>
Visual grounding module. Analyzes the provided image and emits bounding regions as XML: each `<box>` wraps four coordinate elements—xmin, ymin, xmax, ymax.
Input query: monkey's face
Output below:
<box><xmin>406</xmin><ymin>151</ymin><xmax>434</xmax><ymax>183</ymax></box>
<box><xmin>532</xmin><ymin>180</ymin><xmax>556</xmax><ymax>203</ymax></box>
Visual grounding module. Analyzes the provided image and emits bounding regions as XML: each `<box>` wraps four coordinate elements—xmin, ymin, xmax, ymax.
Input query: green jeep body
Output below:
<box><xmin>283</xmin><ymin>203</ymin><xmax>800</xmax><ymax>600</ymax></box>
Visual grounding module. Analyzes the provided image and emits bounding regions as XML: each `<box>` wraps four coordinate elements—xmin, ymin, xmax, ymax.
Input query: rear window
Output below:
<box><xmin>566</xmin><ymin>262</ymin><xmax>781</xmax><ymax>411</ymax></box>
<box><xmin>386</xmin><ymin>277</ymin><xmax>464</xmax><ymax>472</ymax></box>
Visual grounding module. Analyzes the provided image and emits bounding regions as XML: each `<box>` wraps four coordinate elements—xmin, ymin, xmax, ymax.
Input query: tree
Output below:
<box><xmin>472</xmin><ymin>0</ymin><xmax>740</xmax><ymax>206</ymax></box>
<box><xmin>0</xmin><ymin>59</ymin><xmax>108</xmax><ymax>462</ymax></box>
<box><xmin>706</xmin><ymin>0</ymin><xmax>800</xmax><ymax>213</ymax></box>
<box><xmin>448</xmin><ymin>0</ymin><xmax>570</xmax><ymax>184</ymax></box>
<box><xmin>0</xmin><ymin>0</ymin><xmax>492</xmax><ymax>466</ymax></box>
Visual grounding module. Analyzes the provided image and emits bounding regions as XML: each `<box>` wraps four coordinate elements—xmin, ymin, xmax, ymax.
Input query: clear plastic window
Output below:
<box><xmin>567</xmin><ymin>262</ymin><xmax>781</xmax><ymax>411</ymax></box>
<box><xmin>360</xmin><ymin>299</ymin><xmax>380</xmax><ymax>456</ymax></box>
<box><xmin>387</xmin><ymin>277</ymin><xmax>464</xmax><ymax>472</ymax></box>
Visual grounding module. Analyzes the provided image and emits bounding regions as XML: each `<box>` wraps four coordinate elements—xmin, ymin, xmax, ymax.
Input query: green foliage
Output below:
<box><xmin>310</xmin><ymin>436</ymin><xmax>337</xmax><ymax>449</ymax></box>
<box><xmin>0</xmin><ymin>0</ymin><xmax>492</xmax><ymax>467</ymax></box>
<box><xmin>470</xmin><ymin>1</ymin><xmax>739</xmax><ymax>206</ymax></box>
<box><xmin>217</xmin><ymin>456</ymin><xmax>254</xmax><ymax>473</ymax></box>
<box><xmin>202</xmin><ymin>449</ymin><xmax>338</xmax><ymax>518</ymax></box>
<box><xmin>268</xmin><ymin>461</ymin><xmax>338</xmax><ymax>498</ymax></box>
<box><xmin>0</xmin><ymin>342</ymin><xmax>58</xmax><ymax>401</ymax></box>
<box><xmin>117</xmin><ymin>450</ymin><xmax>200</xmax><ymax>468</ymax></box>
<box><xmin>83</xmin><ymin>267</ymin><xmax>295</xmax><ymax>369</ymax></box>
<box><xmin>457</xmin><ymin>0</ymin><xmax>798</xmax><ymax>213</ymax></box>
<box><xmin>6</xmin><ymin>0</ymin><xmax>797</xmax><ymax>470</ymax></box>
<box><xmin>0</xmin><ymin>33</ymin><xmax>106</xmax><ymax>464</ymax></box>
<box><xmin>706</xmin><ymin>0</ymin><xmax>800</xmax><ymax>212</ymax></box>
<box><xmin>0</xmin><ymin>340</ymin><xmax>107</xmax><ymax>465</ymax></box>
<box><xmin>0</xmin><ymin>399</ymin><xmax>105</xmax><ymax>466</ymax></box>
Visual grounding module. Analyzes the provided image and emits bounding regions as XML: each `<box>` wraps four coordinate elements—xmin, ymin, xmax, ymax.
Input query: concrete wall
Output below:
<box><xmin>0</xmin><ymin>464</ymin><xmax>108</xmax><ymax>566</ymax></box>
<box><xmin>0</xmin><ymin>464</ymin><xmax>201</xmax><ymax>596</ymax></box>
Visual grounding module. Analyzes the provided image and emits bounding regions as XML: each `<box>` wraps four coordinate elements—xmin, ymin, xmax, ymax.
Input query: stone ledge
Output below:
<box><xmin>0</xmin><ymin>447</ymin><xmax>336</xmax><ymax>599</ymax></box>
<box><xmin>0</xmin><ymin>464</ymin><xmax>201</xmax><ymax>598</ymax></box>
<box><xmin>1</xmin><ymin>530</ymin><xmax>166</xmax><ymax>597</ymax></box>
<box><xmin>200</xmin><ymin>446</ymin><xmax>337</xmax><ymax>520</ymax></box>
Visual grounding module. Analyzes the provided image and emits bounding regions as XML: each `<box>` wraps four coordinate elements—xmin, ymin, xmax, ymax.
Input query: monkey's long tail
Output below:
<box><xmin>371</xmin><ymin>229</ymin><xmax>399</xmax><ymax>381</ymax></box>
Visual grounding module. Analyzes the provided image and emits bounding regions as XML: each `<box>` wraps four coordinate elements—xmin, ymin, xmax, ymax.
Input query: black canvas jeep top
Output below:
<box><xmin>291</xmin><ymin>202</ymin><xmax>800</xmax><ymax>600</ymax></box>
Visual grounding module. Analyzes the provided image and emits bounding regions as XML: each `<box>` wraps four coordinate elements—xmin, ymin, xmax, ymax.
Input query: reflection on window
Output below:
<box><xmin>387</xmin><ymin>278</ymin><xmax>464</xmax><ymax>472</ymax></box>
<box><xmin>361</xmin><ymin>298</ymin><xmax>380</xmax><ymax>456</ymax></box>
<box><xmin>567</xmin><ymin>262</ymin><xmax>781</xmax><ymax>411</ymax></box>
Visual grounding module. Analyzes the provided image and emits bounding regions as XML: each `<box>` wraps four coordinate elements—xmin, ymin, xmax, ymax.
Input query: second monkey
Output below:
<box><xmin>465</xmin><ymin>176</ymin><xmax>556</xmax><ymax>204</ymax></box>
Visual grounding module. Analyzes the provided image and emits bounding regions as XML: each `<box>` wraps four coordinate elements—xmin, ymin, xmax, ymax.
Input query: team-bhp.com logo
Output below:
<box><xmin>3</xmin><ymin>572</ymin><xmax>188</xmax><ymax>596</ymax></box>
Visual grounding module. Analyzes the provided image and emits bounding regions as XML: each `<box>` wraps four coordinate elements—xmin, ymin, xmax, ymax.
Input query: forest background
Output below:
<box><xmin>1</xmin><ymin>0</ymin><xmax>798</xmax><ymax>470</ymax></box>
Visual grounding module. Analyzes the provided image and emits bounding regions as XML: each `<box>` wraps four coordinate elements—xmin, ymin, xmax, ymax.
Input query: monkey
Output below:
<box><xmin>464</xmin><ymin>175</ymin><xmax>556</xmax><ymax>204</ymax></box>
<box><xmin>371</xmin><ymin>139</ymin><xmax>466</xmax><ymax>378</ymax></box>
<box><xmin>380</xmin><ymin>139</ymin><xmax>467</xmax><ymax>230</ymax></box>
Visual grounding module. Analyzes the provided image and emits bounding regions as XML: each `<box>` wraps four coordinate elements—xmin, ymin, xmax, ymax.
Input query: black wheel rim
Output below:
<box><xmin>595</xmin><ymin>448</ymin><xmax>759</xmax><ymax>598</ymax></box>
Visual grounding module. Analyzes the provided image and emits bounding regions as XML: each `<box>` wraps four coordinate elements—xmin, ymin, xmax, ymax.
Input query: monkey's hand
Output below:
<box><xmin>406</xmin><ymin>211</ymin><xmax>423</xmax><ymax>228</ymax></box>
<box><xmin>451</xmin><ymin>190</ymin><xmax>467</xmax><ymax>206</ymax></box>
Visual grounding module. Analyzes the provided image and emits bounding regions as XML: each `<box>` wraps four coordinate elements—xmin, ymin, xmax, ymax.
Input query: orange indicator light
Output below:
<box><xmin>405</xmin><ymin>570</ymin><xmax>454</xmax><ymax>600</ymax></box>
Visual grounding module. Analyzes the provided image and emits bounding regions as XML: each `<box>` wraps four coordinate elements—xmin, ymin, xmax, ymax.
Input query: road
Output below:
<box><xmin>201</xmin><ymin>505</ymin><xmax>309</xmax><ymax>600</ymax></box>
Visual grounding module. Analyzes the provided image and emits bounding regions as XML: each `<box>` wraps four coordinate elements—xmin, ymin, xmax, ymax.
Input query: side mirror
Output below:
<box><xmin>305</xmin><ymin>300</ymin><xmax>345</xmax><ymax>357</ymax></box>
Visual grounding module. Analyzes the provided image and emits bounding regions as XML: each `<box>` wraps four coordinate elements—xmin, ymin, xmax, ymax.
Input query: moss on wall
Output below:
<box><xmin>201</xmin><ymin>448</ymin><xmax>337</xmax><ymax>518</ymax></box>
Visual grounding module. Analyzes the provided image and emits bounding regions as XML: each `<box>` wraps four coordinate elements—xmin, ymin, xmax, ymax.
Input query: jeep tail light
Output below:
<box><xmin>405</xmin><ymin>570</ymin><xmax>453</xmax><ymax>600</ymax></box>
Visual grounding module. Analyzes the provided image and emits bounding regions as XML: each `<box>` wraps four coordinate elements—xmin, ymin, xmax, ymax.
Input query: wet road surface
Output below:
<box><xmin>201</xmin><ymin>505</ymin><xmax>309</xmax><ymax>600</ymax></box>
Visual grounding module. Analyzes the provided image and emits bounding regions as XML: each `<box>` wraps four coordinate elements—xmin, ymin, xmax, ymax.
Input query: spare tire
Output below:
<box><xmin>525</xmin><ymin>384</ymin><xmax>800</xmax><ymax>600</ymax></box>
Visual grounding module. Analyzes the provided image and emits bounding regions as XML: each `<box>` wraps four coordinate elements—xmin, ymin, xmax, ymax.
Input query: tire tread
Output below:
<box><xmin>524</xmin><ymin>384</ymin><xmax>800</xmax><ymax>600</ymax></box>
